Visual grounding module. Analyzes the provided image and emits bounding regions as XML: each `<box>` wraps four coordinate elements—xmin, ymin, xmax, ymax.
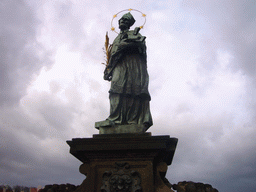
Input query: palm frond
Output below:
<box><xmin>102</xmin><ymin>32</ymin><xmax>112</xmax><ymax>67</ymax></box>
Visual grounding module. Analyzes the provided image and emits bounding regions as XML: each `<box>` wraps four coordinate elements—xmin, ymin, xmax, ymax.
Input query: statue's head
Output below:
<box><xmin>118</xmin><ymin>12</ymin><xmax>135</xmax><ymax>30</ymax></box>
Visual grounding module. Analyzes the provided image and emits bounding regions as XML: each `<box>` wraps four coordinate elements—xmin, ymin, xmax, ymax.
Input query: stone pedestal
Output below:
<box><xmin>67</xmin><ymin>133</ymin><xmax>178</xmax><ymax>192</ymax></box>
<box><xmin>95</xmin><ymin>120</ymin><xmax>148</xmax><ymax>134</ymax></box>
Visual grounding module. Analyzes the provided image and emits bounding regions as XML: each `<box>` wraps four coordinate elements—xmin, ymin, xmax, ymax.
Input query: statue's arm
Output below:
<box><xmin>115</xmin><ymin>36</ymin><xmax>146</xmax><ymax>55</ymax></box>
<box><xmin>103</xmin><ymin>32</ymin><xmax>146</xmax><ymax>81</ymax></box>
<box><xmin>103</xmin><ymin>52</ymin><xmax>122</xmax><ymax>81</ymax></box>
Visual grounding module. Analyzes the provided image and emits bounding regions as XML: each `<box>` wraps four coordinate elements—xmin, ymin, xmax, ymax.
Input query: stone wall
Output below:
<box><xmin>39</xmin><ymin>181</ymin><xmax>218</xmax><ymax>192</ymax></box>
<box><xmin>172</xmin><ymin>181</ymin><xmax>219</xmax><ymax>192</ymax></box>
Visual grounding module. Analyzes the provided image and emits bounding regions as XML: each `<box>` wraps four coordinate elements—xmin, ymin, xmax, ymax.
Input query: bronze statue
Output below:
<box><xmin>96</xmin><ymin>12</ymin><xmax>152</xmax><ymax>133</ymax></box>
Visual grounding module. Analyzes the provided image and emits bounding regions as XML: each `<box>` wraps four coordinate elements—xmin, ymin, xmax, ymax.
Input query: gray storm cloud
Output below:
<box><xmin>0</xmin><ymin>0</ymin><xmax>53</xmax><ymax>106</ymax></box>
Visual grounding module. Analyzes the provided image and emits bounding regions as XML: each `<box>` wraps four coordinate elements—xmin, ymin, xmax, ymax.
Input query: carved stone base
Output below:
<box><xmin>67</xmin><ymin>133</ymin><xmax>178</xmax><ymax>192</ymax></box>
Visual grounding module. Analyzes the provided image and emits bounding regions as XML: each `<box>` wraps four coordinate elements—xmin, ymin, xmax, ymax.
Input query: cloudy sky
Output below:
<box><xmin>1</xmin><ymin>0</ymin><xmax>255</xmax><ymax>191</ymax></box>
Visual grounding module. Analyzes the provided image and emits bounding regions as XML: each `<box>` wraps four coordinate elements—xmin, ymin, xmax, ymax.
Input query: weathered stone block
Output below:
<box><xmin>67</xmin><ymin>133</ymin><xmax>178</xmax><ymax>192</ymax></box>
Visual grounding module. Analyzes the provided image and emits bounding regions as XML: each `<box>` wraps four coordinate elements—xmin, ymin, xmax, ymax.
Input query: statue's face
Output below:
<box><xmin>119</xmin><ymin>17</ymin><xmax>130</xmax><ymax>30</ymax></box>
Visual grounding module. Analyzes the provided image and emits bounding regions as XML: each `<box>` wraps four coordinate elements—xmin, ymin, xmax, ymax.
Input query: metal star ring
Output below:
<box><xmin>111</xmin><ymin>8</ymin><xmax>147</xmax><ymax>34</ymax></box>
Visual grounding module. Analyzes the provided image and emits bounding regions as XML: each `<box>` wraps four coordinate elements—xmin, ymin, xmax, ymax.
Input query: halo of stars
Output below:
<box><xmin>111</xmin><ymin>8</ymin><xmax>146</xmax><ymax>34</ymax></box>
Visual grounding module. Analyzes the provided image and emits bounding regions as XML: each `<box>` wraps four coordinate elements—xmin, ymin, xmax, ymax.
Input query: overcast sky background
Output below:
<box><xmin>0</xmin><ymin>0</ymin><xmax>256</xmax><ymax>191</ymax></box>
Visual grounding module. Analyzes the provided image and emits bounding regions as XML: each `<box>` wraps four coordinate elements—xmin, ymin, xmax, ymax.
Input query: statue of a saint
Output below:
<box><xmin>96</xmin><ymin>12</ymin><xmax>152</xmax><ymax>133</ymax></box>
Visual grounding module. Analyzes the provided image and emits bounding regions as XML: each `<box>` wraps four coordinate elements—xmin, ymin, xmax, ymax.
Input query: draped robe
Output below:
<box><xmin>105</xmin><ymin>30</ymin><xmax>153</xmax><ymax>129</ymax></box>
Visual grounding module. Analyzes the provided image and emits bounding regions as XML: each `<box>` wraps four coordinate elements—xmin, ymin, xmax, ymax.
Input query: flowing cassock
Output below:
<box><xmin>105</xmin><ymin>30</ymin><xmax>153</xmax><ymax>129</ymax></box>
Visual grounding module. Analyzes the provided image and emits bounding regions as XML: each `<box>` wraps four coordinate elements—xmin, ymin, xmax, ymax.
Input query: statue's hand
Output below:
<box><xmin>103</xmin><ymin>75</ymin><xmax>111</xmax><ymax>81</ymax></box>
<box><xmin>104</xmin><ymin>67</ymin><xmax>112</xmax><ymax>81</ymax></box>
<box><xmin>104</xmin><ymin>74</ymin><xmax>112</xmax><ymax>81</ymax></box>
<box><xmin>124</xmin><ymin>36</ymin><xmax>141</xmax><ymax>42</ymax></box>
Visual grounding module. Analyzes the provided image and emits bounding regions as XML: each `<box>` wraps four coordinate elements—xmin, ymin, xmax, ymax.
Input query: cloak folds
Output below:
<box><xmin>106</xmin><ymin>30</ymin><xmax>153</xmax><ymax>128</ymax></box>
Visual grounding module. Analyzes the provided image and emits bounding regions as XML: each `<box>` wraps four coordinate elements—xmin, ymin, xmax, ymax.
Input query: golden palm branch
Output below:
<box><xmin>102</xmin><ymin>32</ymin><xmax>112</xmax><ymax>67</ymax></box>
